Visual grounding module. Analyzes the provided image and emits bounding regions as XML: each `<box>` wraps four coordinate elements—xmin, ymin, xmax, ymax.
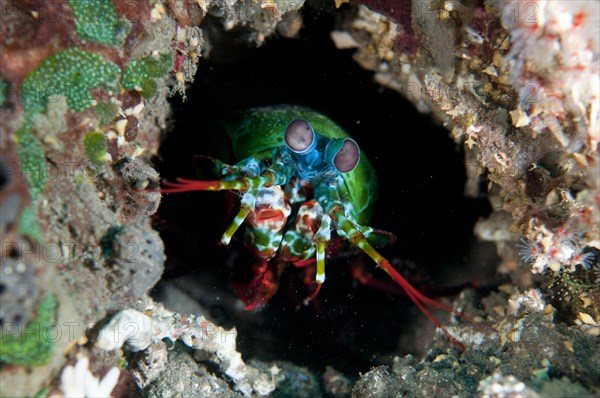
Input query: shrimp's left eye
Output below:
<box><xmin>285</xmin><ymin>119</ymin><xmax>315</xmax><ymax>154</ymax></box>
<box><xmin>333</xmin><ymin>139</ymin><xmax>359</xmax><ymax>173</ymax></box>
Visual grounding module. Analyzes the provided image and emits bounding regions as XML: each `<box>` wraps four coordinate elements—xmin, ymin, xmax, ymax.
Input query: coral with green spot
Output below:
<box><xmin>20</xmin><ymin>48</ymin><xmax>120</xmax><ymax>123</ymax></box>
<box><xmin>122</xmin><ymin>52</ymin><xmax>173</xmax><ymax>99</ymax></box>
<box><xmin>0</xmin><ymin>78</ymin><xmax>7</xmax><ymax>107</ymax></box>
<box><xmin>0</xmin><ymin>293</ymin><xmax>57</xmax><ymax>366</ymax></box>
<box><xmin>100</xmin><ymin>225</ymin><xmax>125</xmax><ymax>258</ymax></box>
<box><xmin>83</xmin><ymin>131</ymin><xmax>108</xmax><ymax>165</ymax></box>
<box><xmin>68</xmin><ymin>0</ymin><xmax>131</xmax><ymax>46</ymax></box>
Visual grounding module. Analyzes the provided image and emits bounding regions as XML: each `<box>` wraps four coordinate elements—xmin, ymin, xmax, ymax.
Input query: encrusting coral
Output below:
<box><xmin>96</xmin><ymin>303</ymin><xmax>277</xmax><ymax>397</ymax></box>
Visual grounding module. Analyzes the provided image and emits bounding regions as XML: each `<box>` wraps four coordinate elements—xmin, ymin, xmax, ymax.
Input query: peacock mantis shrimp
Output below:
<box><xmin>160</xmin><ymin>105</ymin><xmax>473</xmax><ymax>351</ymax></box>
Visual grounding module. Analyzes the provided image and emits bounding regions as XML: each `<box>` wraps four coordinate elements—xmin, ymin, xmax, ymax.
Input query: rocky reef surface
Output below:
<box><xmin>0</xmin><ymin>0</ymin><xmax>597</xmax><ymax>397</ymax></box>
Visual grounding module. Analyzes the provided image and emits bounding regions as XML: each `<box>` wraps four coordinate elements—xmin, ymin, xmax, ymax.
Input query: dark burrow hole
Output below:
<box><xmin>152</xmin><ymin>5</ymin><xmax>497</xmax><ymax>378</ymax></box>
<box><xmin>0</xmin><ymin>156</ymin><xmax>9</xmax><ymax>190</ymax></box>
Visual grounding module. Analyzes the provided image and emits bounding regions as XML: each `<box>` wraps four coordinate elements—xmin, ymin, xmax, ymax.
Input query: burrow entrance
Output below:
<box><xmin>152</xmin><ymin>4</ymin><xmax>496</xmax><ymax>377</ymax></box>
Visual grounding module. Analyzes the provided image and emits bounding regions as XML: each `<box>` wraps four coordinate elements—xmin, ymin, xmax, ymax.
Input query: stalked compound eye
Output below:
<box><xmin>285</xmin><ymin>119</ymin><xmax>316</xmax><ymax>154</ymax></box>
<box><xmin>333</xmin><ymin>139</ymin><xmax>360</xmax><ymax>173</ymax></box>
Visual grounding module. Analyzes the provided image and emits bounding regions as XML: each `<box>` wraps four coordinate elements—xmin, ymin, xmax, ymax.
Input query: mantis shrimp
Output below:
<box><xmin>160</xmin><ymin>105</ymin><xmax>472</xmax><ymax>351</ymax></box>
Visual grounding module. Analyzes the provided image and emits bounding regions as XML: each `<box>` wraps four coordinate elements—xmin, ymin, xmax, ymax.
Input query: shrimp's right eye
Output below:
<box><xmin>285</xmin><ymin>119</ymin><xmax>315</xmax><ymax>154</ymax></box>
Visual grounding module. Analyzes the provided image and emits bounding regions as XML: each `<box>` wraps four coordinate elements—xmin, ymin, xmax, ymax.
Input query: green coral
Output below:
<box><xmin>14</xmin><ymin>129</ymin><xmax>46</xmax><ymax>241</ymax></box>
<box><xmin>122</xmin><ymin>52</ymin><xmax>173</xmax><ymax>99</ymax></box>
<box><xmin>0</xmin><ymin>293</ymin><xmax>58</xmax><ymax>366</ymax></box>
<box><xmin>15</xmin><ymin>129</ymin><xmax>46</xmax><ymax>201</ymax></box>
<box><xmin>18</xmin><ymin>205</ymin><xmax>43</xmax><ymax>242</ymax></box>
<box><xmin>20</xmin><ymin>48</ymin><xmax>120</xmax><ymax>123</ymax></box>
<box><xmin>33</xmin><ymin>387</ymin><xmax>50</xmax><ymax>398</ymax></box>
<box><xmin>83</xmin><ymin>131</ymin><xmax>108</xmax><ymax>165</ymax></box>
<box><xmin>94</xmin><ymin>101</ymin><xmax>120</xmax><ymax>126</ymax></box>
<box><xmin>0</xmin><ymin>78</ymin><xmax>7</xmax><ymax>107</ymax></box>
<box><xmin>68</xmin><ymin>0</ymin><xmax>130</xmax><ymax>46</ymax></box>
